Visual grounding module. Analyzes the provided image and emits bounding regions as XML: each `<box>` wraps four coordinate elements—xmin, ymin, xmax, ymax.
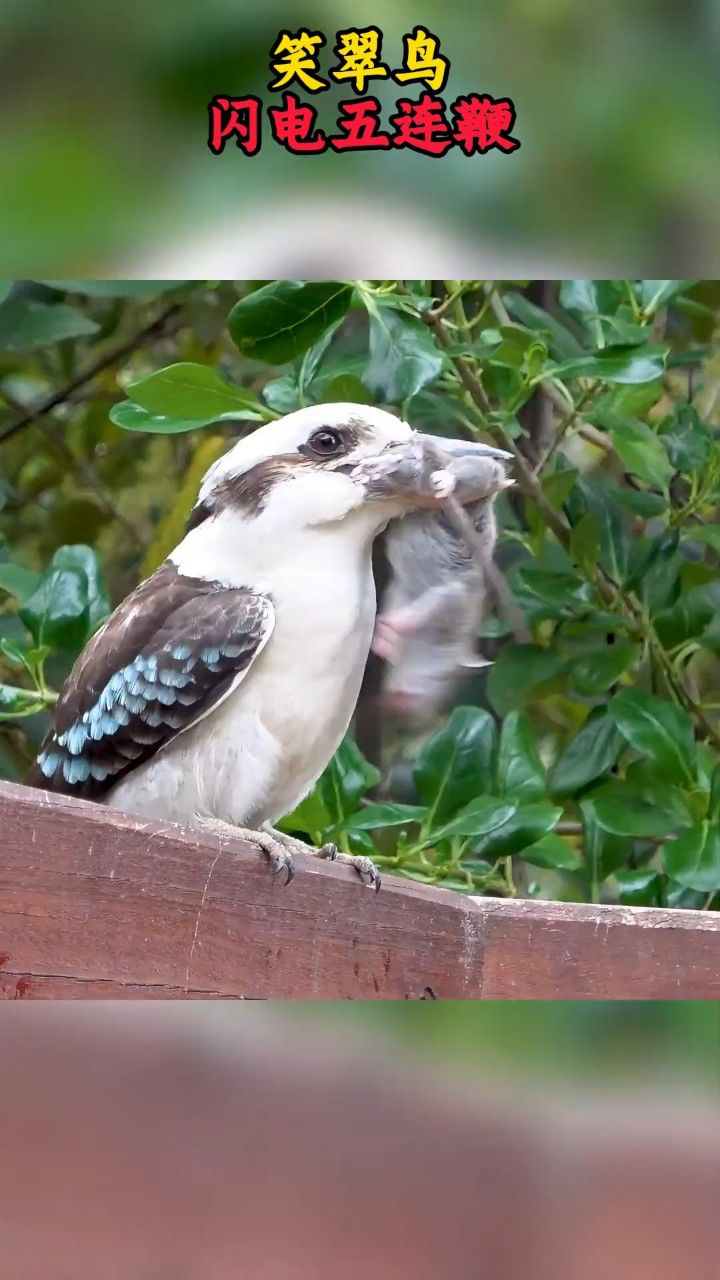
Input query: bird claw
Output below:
<box><xmin>261</xmin><ymin>840</ymin><xmax>295</xmax><ymax>886</ymax></box>
<box><xmin>347</xmin><ymin>854</ymin><xmax>383</xmax><ymax>893</ymax></box>
<box><xmin>194</xmin><ymin>817</ymin><xmax>296</xmax><ymax>887</ymax></box>
<box><xmin>317</xmin><ymin>843</ymin><xmax>382</xmax><ymax>892</ymax></box>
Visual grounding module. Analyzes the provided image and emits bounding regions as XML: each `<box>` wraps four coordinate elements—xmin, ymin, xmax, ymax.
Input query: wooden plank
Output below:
<box><xmin>1</xmin><ymin>779</ymin><xmax>719</xmax><ymax>998</ymax></box>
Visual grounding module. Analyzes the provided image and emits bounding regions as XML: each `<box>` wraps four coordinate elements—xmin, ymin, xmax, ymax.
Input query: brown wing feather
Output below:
<box><xmin>26</xmin><ymin>560</ymin><xmax>274</xmax><ymax>798</ymax></box>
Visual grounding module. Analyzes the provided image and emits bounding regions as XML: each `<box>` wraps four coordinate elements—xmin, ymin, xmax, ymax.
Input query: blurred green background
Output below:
<box><xmin>290</xmin><ymin>998</ymin><xmax>720</xmax><ymax>1090</ymax></box>
<box><xmin>1</xmin><ymin>1</ymin><xmax>718</xmax><ymax>276</ymax></box>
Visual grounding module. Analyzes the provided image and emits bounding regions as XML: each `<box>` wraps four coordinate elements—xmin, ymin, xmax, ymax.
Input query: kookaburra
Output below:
<box><xmin>27</xmin><ymin>404</ymin><xmax>507</xmax><ymax>889</ymax></box>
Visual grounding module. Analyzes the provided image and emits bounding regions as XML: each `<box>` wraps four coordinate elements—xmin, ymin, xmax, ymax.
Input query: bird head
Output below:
<box><xmin>188</xmin><ymin>403</ymin><xmax>511</xmax><ymax>534</ymax></box>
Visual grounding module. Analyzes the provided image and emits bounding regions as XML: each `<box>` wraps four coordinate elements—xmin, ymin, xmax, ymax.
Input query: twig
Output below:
<box><xmin>0</xmin><ymin>302</ymin><xmax>182</xmax><ymax>447</ymax></box>
<box><xmin>0</xmin><ymin>387</ymin><xmax>145</xmax><ymax>550</ymax></box>
<box><xmin>420</xmin><ymin>436</ymin><xmax>531</xmax><ymax>643</ymax></box>
<box><xmin>534</xmin><ymin>384</ymin><xmax>596</xmax><ymax>472</ymax></box>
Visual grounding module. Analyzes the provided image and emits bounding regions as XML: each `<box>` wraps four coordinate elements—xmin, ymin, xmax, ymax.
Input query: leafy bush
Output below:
<box><xmin>2</xmin><ymin>278</ymin><xmax>720</xmax><ymax>909</ymax></box>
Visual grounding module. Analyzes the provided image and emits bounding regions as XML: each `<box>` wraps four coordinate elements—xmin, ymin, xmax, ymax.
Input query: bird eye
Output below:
<box><xmin>308</xmin><ymin>428</ymin><xmax>344</xmax><ymax>457</ymax></box>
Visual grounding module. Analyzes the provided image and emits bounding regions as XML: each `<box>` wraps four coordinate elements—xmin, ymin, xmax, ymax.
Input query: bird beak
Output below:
<box><xmin>415</xmin><ymin>433</ymin><xmax>512</xmax><ymax>463</ymax></box>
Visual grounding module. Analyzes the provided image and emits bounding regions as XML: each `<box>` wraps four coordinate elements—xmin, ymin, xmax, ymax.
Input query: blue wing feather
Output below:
<box><xmin>29</xmin><ymin>562</ymin><xmax>274</xmax><ymax>797</ymax></box>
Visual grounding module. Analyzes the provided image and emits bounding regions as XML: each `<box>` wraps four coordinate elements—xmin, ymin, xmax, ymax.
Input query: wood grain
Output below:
<box><xmin>1</xmin><ymin>779</ymin><xmax>718</xmax><ymax>998</ymax></box>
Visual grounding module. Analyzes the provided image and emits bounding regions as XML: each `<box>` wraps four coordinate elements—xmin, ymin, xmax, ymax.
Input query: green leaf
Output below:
<box><xmin>570</xmin><ymin>641</ymin><xmax>641</xmax><ymax>696</ymax></box>
<box><xmin>515</xmin><ymin>567</ymin><xmax>592</xmax><ymax>610</ymax></box>
<box><xmin>278</xmin><ymin>786</ymin><xmax>331</xmax><ymax>838</ymax></box>
<box><xmin>661</xmin><ymin>405</ymin><xmax>711</xmax><ymax>472</ymax></box>
<box><xmin>559</xmin><ymin>279</ymin><xmax>599</xmax><ymax>315</ymax></box>
<box><xmin>580</xmin><ymin>798</ymin><xmax>627</xmax><ymax>892</ymax></box>
<box><xmin>262</xmin><ymin>375</ymin><xmax>300</xmax><ymax>414</ymax></box>
<box><xmin>495</xmin><ymin>711</ymin><xmax>546</xmax><ymax>799</ymax></box>
<box><xmin>502</xmin><ymin>291</ymin><xmax>584</xmax><ymax>361</ymax></box>
<box><xmin>228</xmin><ymin>281</ymin><xmax>353</xmax><ymax>365</ymax></box>
<box><xmin>469</xmin><ymin>802</ymin><xmax>563</xmax><ymax>859</ymax></box>
<box><xmin>0</xmin><ymin>301</ymin><xmax>99</xmax><ymax>350</ymax></box>
<box><xmin>569</xmin><ymin>513</ymin><xmax>599</xmax><ymax>578</ymax></box>
<box><xmin>365</xmin><ymin>306</ymin><xmax>444</xmax><ymax>403</ymax></box>
<box><xmin>346</xmin><ymin>803</ymin><xmax>426</xmax><ymax>831</ymax></box>
<box><xmin>570</xmin><ymin>481</ymin><xmax>631</xmax><ymax>585</ymax></box>
<box><xmin>296</xmin><ymin>320</ymin><xmax>344</xmax><ymax>395</ymax></box>
<box><xmin>487</xmin><ymin>645</ymin><xmax>566</xmax><ymax>716</ymax></box>
<box><xmin>609</xmin><ymin>420</ymin><xmax>672</xmax><ymax>489</ymax></box>
<box><xmin>347</xmin><ymin>829</ymin><xmax>378</xmax><ymax>857</ymax></box>
<box><xmin>621</xmin><ymin>762</ymin><xmax>697</xmax><ymax>828</ymax></box>
<box><xmin>638</xmin><ymin>280</ymin><xmax>695</xmax><ymax>314</ymax></box>
<box><xmin>127</xmin><ymin>362</ymin><xmax>262</xmax><ymax>420</ymax></box>
<box><xmin>664</xmin><ymin>822</ymin><xmax>720</xmax><ymax>893</ymax></box>
<box><xmin>629</xmin><ymin>529</ymin><xmax>680</xmax><ymax>612</ymax></box>
<box><xmin>551</xmin><ymin>346</ymin><xmax>668</xmax><ymax>385</ymax></box>
<box><xmin>0</xmin><ymin>682</ymin><xmax>42</xmax><ymax>715</ymax></box>
<box><xmin>51</xmin><ymin>545</ymin><xmax>110</xmax><ymax>631</ymax></box>
<box><xmin>542</xmin><ymin>467</ymin><xmax>578</xmax><ymax>509</ymax></box>
<box><xmin>664</xmin><ymin>881</ymin><xmax>708</xmax><ymax>910</ymax></box>
<box><xmin>18</xmin><ymin>564</ymin><xmax>89</xmax><ymax>650</ymax></box>
<box><xmin>318</xmin><ymin>373</ymin><xmax>372</xmax><ymax>404</ymax></box>
<box><xmin>611</xmin><ymin>868</ymin><xmax>663</xmax><ymax>906</ymax></box>
<box><xmin>609</xmin><ymin>689</ymin><xmax>697</xmax><ymax>785</ymax></box>
<box><xmin>0</xmin><ymin>563</ymin><xmax>42</xmax><ymax>604</ymax></box>
<box><xmin>318</xmin><ymin>737</ymin><xmax>380</xmax><ymax>825</ymax></box>
<box><xmin>550</xmin><ymin>710</ymin><xmax>625</xmax><ymax>797</ymax></box>
<box><xmin>520</xmin><ymin>831</ymin><xmax>582</xmax><ymax>871</ymax></box>
<box><xmin>430</xmin><ymin>796</ymin><xmax>517</xmax><ymax>841</ymax></box>
<box><xmin>610</xmin><ymin>486</ymin><xmax>667</xmax><ymax>518</ymax></box>
<box><xmin>683</xmin><ymin>525</ymin><xmax>720</xmax><ymax>555</ymax></box>
<box><xmin>590</xmin><ymin>782</ymin><xmax>686</xmax><ymax>837</ymax></box>
<box><xmin>486</xmin><ymin>324</ymin><xmax>546</xmax><ymax>372</ymax></box>
<box><xmin>415</xmin><ymin>706</ymin><xmax>497</xmax><ymax>825</ymax></box>
<box><xmin>654</xmin><ymin>593</ymin><xmax>714</xmax><ymax>649</ymax></box>
<box><xmin>0</xmin><ymin>637</ymin><xmax>33</xmax><ymax>671</ymax></box>
<box><xmin>708</xmin><ymin>764</ymin><xmax>720</xmax><ymax>820</ymax></box>
<box><xmin>109</xmin><ymin>401</ymin><xmax>256</xmax><ymax>435</ymax></box>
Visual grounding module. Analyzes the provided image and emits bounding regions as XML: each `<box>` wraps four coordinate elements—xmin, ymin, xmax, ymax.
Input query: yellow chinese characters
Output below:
<box><xmin>393</xmin><ymin>26</ymin><xmax>449</xmax><ymax>93</ymax></box>
<box><xmin>269</xmin><ymin>30</ymin><xmax>328</xmax><ymax>93</ymax></box>
<box><xmin>330</xmin><ymin>27</ymin><xmax>389</xmax><ymax>94</ymax></box>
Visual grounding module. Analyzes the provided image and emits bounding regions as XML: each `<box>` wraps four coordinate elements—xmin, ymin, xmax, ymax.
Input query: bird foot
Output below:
<box><xmin>315</xmin><ymin>843</ymin><xmax>382</xmax><ymax>893</ymax></box>
<box><xmin>196</xmin><ymin>817</ymin><xmax>295</xmax><ymax>886</ymax></box>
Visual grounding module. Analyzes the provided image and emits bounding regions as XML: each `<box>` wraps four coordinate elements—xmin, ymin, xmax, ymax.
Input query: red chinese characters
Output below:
<box><xmin>452</xmin><ymin>95</ymin><xmax>520</xmax><ymax>154</ymax></box>
<box><xmin>389</xmin><ymin>93</ymin><xmax>452</xmax><ymax>157</ymax></box>
<box><xmin>329</xmin><ymin>99</ymin><xmax>390</xmax><ymax>151</ymax></box>
<box><xmin>268</xmin><ymin>92</ymin><xmax>327</xmax><ymax>153</ymax></box>
<box><xmin>207</xmin><ymin>96</ymin><xmax>262</xmax><ymax>156</ymax></box>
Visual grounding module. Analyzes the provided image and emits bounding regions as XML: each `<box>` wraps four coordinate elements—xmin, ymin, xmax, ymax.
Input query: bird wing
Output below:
<box><xmin>27</xmin><ymin>560</ymin><xmax>274</xmax><ymax>798</ymax></box>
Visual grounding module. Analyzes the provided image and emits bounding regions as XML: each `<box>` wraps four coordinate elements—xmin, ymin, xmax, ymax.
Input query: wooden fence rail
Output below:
<box><xmin>1</xmin><ymin>780</ymin><xmax>719</xmax><ymax>998</ymax></box>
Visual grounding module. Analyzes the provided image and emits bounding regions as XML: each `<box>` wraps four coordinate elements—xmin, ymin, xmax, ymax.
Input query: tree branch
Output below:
<box><xmin>0</xmin><ymin>386</ymin><xmax>145</xmax><ymax>550</ymax></box>
<box><xmin>0</xmin><ymin>303</ymin><xmax>183</xmax><ymax>447</ymax></box>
